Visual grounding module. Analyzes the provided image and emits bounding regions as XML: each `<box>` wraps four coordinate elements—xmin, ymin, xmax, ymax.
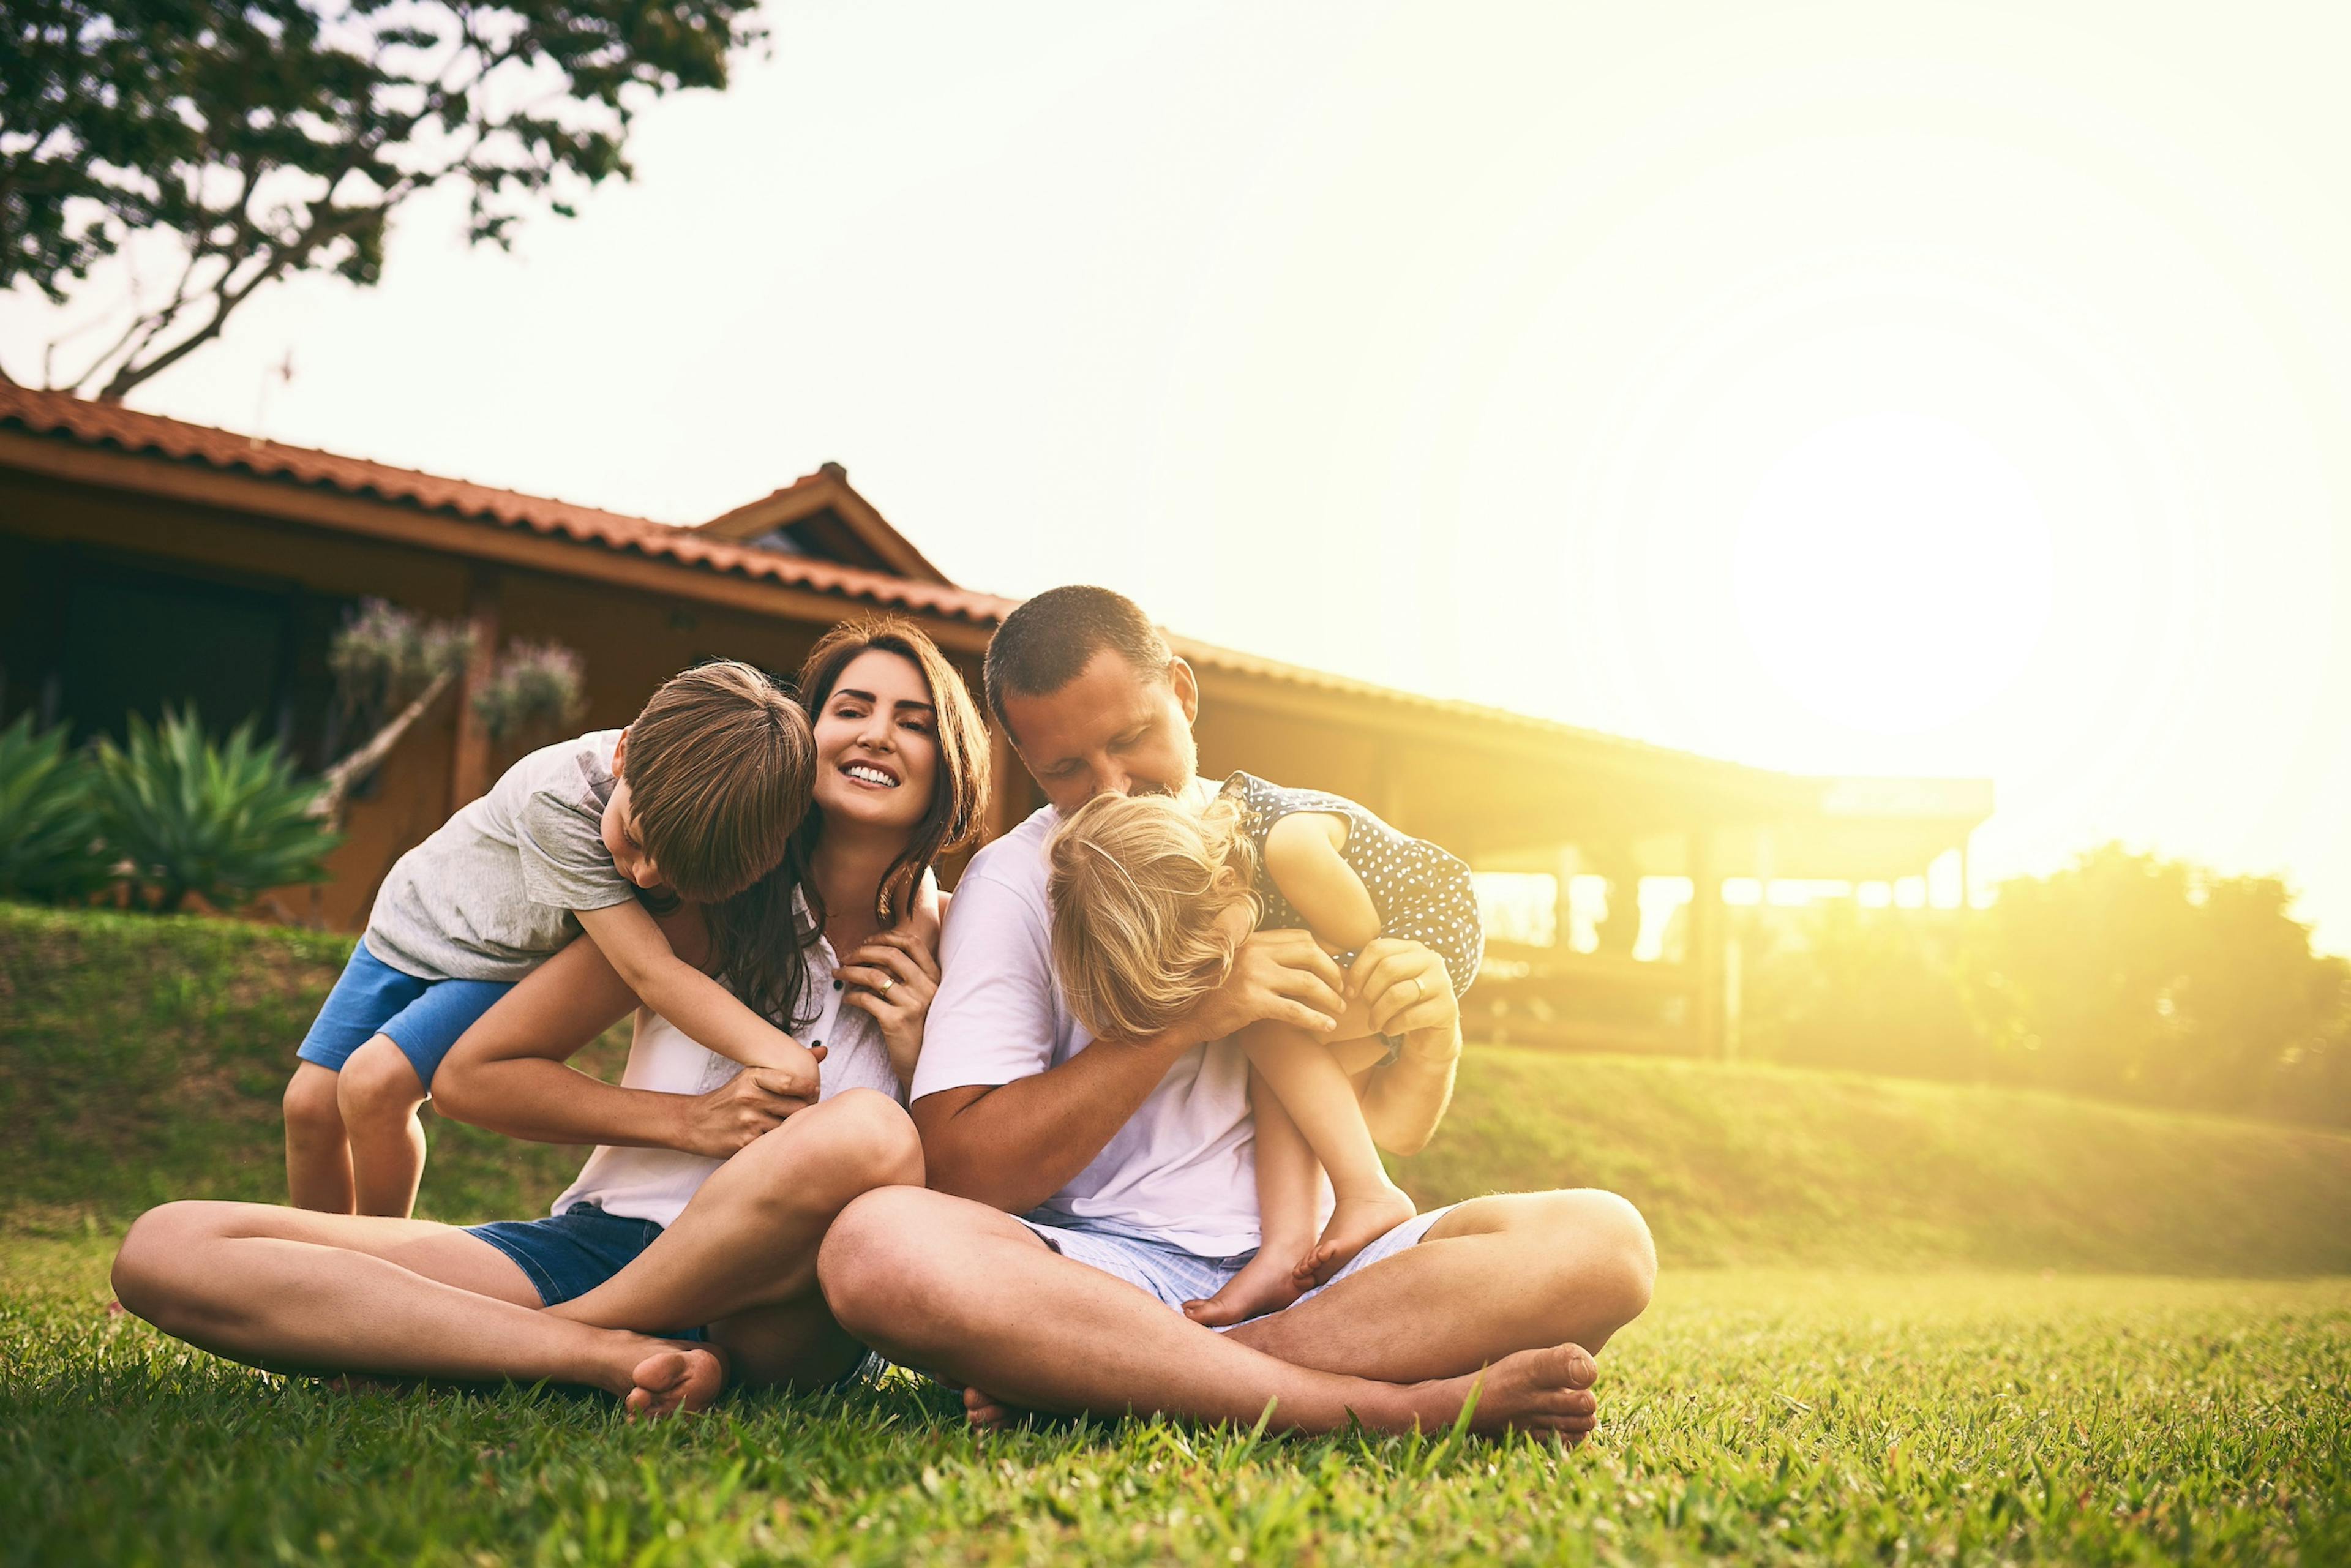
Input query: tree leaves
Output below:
<box><xmin>0</xmin><ymin>0</ymin><xmax>765</xmax><ymax>397</ymax></box>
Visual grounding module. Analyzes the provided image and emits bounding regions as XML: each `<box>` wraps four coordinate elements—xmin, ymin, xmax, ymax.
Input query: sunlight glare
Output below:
<box><xmin>1733</xmin><ymin>413</ymin><xmax>2055</xmax><ymax>737</ymax></box>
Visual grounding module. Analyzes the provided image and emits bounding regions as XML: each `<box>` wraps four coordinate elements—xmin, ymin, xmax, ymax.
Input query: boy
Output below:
<box><xmin>282</xmin><ymin>659</ymin><xmax>818</xmax><ymax>1217</ymax></box>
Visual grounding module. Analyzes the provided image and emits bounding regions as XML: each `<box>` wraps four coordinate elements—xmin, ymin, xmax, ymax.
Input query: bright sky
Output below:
<box><xmin>9</xmin><ymin>1</ymin><xmax>2351</xmax><ymax>948</ymax></box>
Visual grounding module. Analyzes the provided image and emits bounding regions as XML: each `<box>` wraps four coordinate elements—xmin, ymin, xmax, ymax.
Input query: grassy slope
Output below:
<box><xmin>6</xmin><ymin>902</ymin><xmax>2351</xmax><ymax>1275</ymax></box>
<box><xmin>1407</xmin><ymin>1049</ymin><xmax>2351</xmax><ymax>1274</ymax></box>
<box><xmin>0</xmin><ymin>903</ymin><xmax>624</xmax><ymax>1231</ymax></box>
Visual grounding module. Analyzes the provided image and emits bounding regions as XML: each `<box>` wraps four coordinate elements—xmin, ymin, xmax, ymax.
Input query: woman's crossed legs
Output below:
<box><xmin>110</xmin><ymin>1090</ymin><xmax>920</xmax><ymax>1413</ymax></box>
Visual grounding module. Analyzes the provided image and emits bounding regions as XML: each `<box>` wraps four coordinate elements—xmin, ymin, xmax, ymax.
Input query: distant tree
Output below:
<box><xmin>1</xmin><ymin>0</ymin><xmax>763</xmax><ymax>400</ymax></box>
<box><xmin>1737</xmin><ymin>844</ymin><xmax>2351</xmax><ymax>1128</ymax></box>
<box><xmin>1739</xmin><ymin>899</ymin><xmax>1990</xmax><ymax>1084</ymax></box>
<box><xmin>1961</xmin><ymin>844</ymin><xmax>2349</xmax><ymax>1120</ymax></box>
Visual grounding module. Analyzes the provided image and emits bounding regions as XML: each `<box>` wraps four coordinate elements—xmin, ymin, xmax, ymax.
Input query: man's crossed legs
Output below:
<box><xmin>817</xmin><ymin>1185</ymin><xmax>1656</xmax><ymax>1439</ymax></box>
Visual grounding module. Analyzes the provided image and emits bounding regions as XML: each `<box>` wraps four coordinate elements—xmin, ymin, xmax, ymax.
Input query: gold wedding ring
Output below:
<box><xmin>876</xmin><ymin>974</ymin><xmax>895</xmax><ymax>995</ymax></box>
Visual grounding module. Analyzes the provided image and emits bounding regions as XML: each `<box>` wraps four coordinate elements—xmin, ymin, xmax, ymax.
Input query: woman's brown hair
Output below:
<box><xmin>760</xmin><ymin>619</ymin><xmax>989</xmax><ymax>1022</ymax></box>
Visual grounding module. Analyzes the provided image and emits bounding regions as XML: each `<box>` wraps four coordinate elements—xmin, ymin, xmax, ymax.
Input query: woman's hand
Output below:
<box><xmin>1347</xmin><ymin>939</ymin><xmax>1460</xmax><ymax>1060</ymax></box>
<box><xmin>838</xmin><ymin>926</ymin><xmax>943</xmax><ymax>1086</ymax></box>
<box><xmin>677</xmin><ymin>1065</ymin><xmax>822</xmax><ymax>1159</ymax></box>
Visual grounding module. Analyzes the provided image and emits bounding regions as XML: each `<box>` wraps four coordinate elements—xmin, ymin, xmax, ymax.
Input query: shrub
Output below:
<box><xmin>0</xmin><ymin>715</ymin><xmax>110</xmax><ymax>902</ymax></box>
<box><xmin>471</xmin><ymin>640</ymin><xmax>586</xmax><ymax>745</ymax></box>
<box><xmin>88</xmin><ymin>709</ymin><xmax>340</xmax><ymax>913</ymax></box>
<box><xmin>328</xmin><ymin>598</ymin><xmax>473</xmax><ymax>725</ymax></box>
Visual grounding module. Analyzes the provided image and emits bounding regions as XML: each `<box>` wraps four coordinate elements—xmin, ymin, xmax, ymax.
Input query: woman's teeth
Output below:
<box><xmin>846</xmin><ymin>764</ymin><xmax>898</xmax><ymax>787</ymax></box>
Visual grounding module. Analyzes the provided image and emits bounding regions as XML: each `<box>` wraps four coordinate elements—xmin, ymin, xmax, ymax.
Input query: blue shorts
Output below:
<box><xmin>1016</xmin><ymin>1204</ymin><xmax>1456</xmax><ymax>1320</ymax></box>
<box><xmin>294</xmin><ymin>939</ymin><xmax>514</xmax><ymax>1090</ymax></box>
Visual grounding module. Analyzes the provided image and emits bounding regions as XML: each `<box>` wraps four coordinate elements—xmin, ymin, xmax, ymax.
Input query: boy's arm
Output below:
<box><xmin>574</xmin><ymin>899</ymin><xmax>819</xmax><ymax>1097</ymax></box>
<box><xmin>1262</xmin><ymin>813</ymin><xmax>1382</xmax><ymax>954</ymax></box>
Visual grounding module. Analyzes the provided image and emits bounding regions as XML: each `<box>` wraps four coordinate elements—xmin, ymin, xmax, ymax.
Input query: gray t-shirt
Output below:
<box><xmin>363</xmin><ymin>729</ymin><xmax>638</xmax><ymax>982</ymax></box>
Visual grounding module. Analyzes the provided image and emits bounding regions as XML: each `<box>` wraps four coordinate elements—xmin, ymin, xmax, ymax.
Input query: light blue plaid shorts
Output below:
<box><xmin>1016</xmin><ymin>1204</ymin><xmax>1457</xmax><ymax>1322</ymax></box>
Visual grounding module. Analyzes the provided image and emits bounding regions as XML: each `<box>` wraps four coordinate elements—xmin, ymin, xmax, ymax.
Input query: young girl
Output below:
<box><xmin>1046</xmin><ymin>771</ymin><xmax>1481</xmax><ymax>1325</ymax></box>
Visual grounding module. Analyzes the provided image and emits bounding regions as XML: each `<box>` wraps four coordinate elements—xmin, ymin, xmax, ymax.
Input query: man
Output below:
<box><xmin>819</xmin><ymin>587</ymin><xmax>1655</xmax><ymax>1439</ymax></box>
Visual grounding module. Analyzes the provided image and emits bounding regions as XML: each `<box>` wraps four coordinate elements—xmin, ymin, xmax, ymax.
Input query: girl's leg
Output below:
<box><xmin>336</xmin><ymin>1036</ymin><xmax>429</xmax><ymax>1218</ymax></box>
<box><xmin>1241</xmin><ymin>1022</ymin><xmax>1415</xmax><ymax>1288</ymax></box>
<box><xmin>547</xmin><ymin>1089</ymin><xmax>919</xmax><ymax>1388</ymax></box>
<box><xmin>108</xmin><ymin>1201</ymin><xmax>723</xmax><ymax>1415</ymax></box>
<box><xmin>1182</xmin><ymin>1069</ymin><xmax>1319</xmax><ymax>1326</ymax></box>
<box><xmin>283</xmin><ymin>1063</ymin><xmax>356</xmax><ymax>1214</ymax></box>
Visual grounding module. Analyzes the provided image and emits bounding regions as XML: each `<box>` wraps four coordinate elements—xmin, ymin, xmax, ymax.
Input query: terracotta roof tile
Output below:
<box><xmin>0</xmin><ymin>386</ymin><xmax>1977</xmax><ymax>812</ymax></box>
<box><xmin>0</xmin><ymin>382</ymin><xmax>1016</xmax><ymax>624</ymax></box>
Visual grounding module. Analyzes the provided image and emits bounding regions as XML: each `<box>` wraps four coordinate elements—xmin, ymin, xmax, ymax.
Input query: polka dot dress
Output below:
<box><xmin>1218</xmin><ymin>771</ymin><xmax>1483</xmax><ymax>997</ymax></box>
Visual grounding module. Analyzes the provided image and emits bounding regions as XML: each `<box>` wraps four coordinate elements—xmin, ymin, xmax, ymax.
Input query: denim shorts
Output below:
<box><xmin>468</xmin><ymin>1202</ymin><xmax>677</xmax><ymax>1313</ymax></box>
<box><xmin>471</xmin><ymin>1202</ymin><xmax>883</xmax><ymax>1389</ymax></box>
<box><xmin>1017</xmin><ymin>1204</ymin><xmax>1456</xmax><ymax>1321</ymax></box>
<box><xmin>294</xmin><ymin>939</ymin><xmax>515</xmax><ymax>1089</ymax></box>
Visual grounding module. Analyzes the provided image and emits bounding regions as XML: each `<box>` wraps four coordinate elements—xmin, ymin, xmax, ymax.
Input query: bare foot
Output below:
<box><xmin>1408</xmin><ymin>1342</ymin><xmax>1601</xmax><ymax>1444</ymax></box>
<box><xmin>1292</xmin><ymin>1187</ymin><xmax>1417</xmax><ymax>1290</ymax></box>
<box><xmin>1183</xmin><ymin>1248</ymin><xmax>1307</xmax><ymax>1327</ymax></box>
<box><xmin>963</xmin><ymin>1386</ymin><xmax>1015</xmax><ymax>1430</ymax></box>
<box><xmin>623</xmin><ymin>1343</ymin><xmax>729</xmax><ymax>1420</ymax></box>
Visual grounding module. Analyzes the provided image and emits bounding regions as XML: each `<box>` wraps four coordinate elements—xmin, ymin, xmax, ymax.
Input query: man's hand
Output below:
<box><xmin>678</xmin><ymin>1063</ymin><xmax>822</xmax><ymax>1159</ymax></box>
<box><xmin>1174</xmin><ymin>927</ymin><xmax>1348</xmax><ymax>1045</ymax></box>
<box><xmin>1348</xmin><ymin>939</ymin><xmax>1460</xmax><ymax>1060</ymax></box>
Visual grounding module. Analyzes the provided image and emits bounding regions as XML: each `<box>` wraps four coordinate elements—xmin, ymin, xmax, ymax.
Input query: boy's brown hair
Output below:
<box><xmin>621</xmin><ymin>660</ymin><xmax>814</xmax><ymax>905</ymax></box>
<box><xmin>1046</xmin><ymin>790</ymin><xmax>1259</xmax><ymax>1043</ymax></box>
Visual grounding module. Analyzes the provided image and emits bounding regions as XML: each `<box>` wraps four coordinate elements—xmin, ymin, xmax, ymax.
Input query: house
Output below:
<box><xmin>0</xmin><ymin>383</ymin><xmax>1992</xmax><ymax>1057</ymax></box>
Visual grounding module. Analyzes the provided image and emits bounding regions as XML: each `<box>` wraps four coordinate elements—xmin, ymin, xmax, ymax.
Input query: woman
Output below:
<box><xmin>110</xmin><ymin>619</ymin><xmax>991</xmax><ymax>1416</ymax></box>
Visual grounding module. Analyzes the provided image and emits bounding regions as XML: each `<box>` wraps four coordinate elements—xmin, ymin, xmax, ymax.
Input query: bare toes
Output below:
<box><xmin>626</xmin><ymin>1346</ymin><xmax>726</xmax><ymax>1420</ymax></box>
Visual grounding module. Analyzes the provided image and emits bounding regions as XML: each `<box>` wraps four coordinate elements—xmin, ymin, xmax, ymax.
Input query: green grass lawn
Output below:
<box><xmin>4</xmin><ymin>1237</ymin><xmax>2346</xmax><ymax>1565</ymax></box>
<box><xmin>6</xmin><ymin>904</ymin><xmax>2351</xmax><ymax>1562</ymax></box>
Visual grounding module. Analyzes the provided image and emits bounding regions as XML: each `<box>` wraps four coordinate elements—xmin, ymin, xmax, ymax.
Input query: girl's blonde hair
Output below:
<box><xmin>1046</xmin><ymin>790</ymin><xmax>1260</xmax><ymax>1043</ymax></box>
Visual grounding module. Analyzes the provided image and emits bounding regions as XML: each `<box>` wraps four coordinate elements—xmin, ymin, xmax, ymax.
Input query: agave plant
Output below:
<box><xmin>0</xmin><ymin>714</ymin><xmax>110</xmax><ymax>902</ymax></box>
<box><xmin>89</xmin><ymin>708</ymin><xmax>342</xmax><ymax>913</ymax></box>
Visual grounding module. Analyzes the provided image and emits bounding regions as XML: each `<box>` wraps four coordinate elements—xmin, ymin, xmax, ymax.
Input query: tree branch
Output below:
<box><xmin>308</xmin><ymin>667</ymin><xmax>457</xmax><ymax>829</ymax></box>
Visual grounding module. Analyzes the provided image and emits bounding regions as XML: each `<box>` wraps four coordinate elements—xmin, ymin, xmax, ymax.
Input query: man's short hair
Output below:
<box><xmin>984</xmin><ymin>585</ymin><xmax>1174</xmax><ymax>729</ymax></box>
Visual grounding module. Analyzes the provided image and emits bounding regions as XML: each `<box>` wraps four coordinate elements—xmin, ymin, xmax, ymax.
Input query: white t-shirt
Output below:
<box><xmin>552</xmin><ymin>928</ymin><xmax>904</xmax><ymax>1228</ymax></box>
<box><xmin>910</xmin><ymin>782</ymin><xmax>1261</xmax><ymax>1256</ymax></box>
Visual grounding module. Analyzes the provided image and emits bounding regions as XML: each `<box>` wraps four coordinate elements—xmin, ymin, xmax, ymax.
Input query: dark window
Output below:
<box><xmin>58</xmin><ymin>569</ymin><xmax>296</xmax><ymax>747</ymax></box>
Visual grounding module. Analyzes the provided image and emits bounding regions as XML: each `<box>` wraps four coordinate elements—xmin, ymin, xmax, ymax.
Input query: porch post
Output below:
<box><xmin>984</xmin><ymin>720</ymin><xmax>1027</xmax><ymax>842</ymax></box>
<box><xmin>1688</xmin><ymin>823</ymin><xmax>1725</xmax><ymax>1059</ymax></box>
<box><xmin>448</xmin><ymin>567</ymin><xmax>501</xmax><ymax>809</ymax></box>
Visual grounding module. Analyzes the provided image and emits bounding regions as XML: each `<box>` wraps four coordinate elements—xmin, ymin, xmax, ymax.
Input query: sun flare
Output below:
<box><xmin>1732</xmin><ymin>413</ymin><xmax>2056</xmax><ymax>738</ymax></box>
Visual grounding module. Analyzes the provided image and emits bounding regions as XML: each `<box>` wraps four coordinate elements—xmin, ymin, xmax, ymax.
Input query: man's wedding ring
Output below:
<box><xmin>876</xmin><ymin>973</ymin><xmax>895</xmax><ymax>995</ymax></box>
